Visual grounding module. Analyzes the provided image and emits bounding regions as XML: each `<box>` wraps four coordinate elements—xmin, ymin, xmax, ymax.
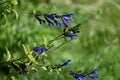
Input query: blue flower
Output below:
<box><xmin>35</xmin><ymin>15</ymin><xmax>45</xmax><ymax>24</ymax></box>
<box><xmin>61</xmin><ymin>18</ymin><xmax>70</xmax><ymax>27</ymax></box>
<box><xmin>72</xmin><ymin>68</ymin><xmax>99</xmax><ymax>80</ymax></box>
<box><xmin>61</xmin><ymin>60</ymin><xmax>71</xmax><ymax>66</ymax></box>
<box><xmin>87</xmin><ymin>76</ymin><xmax>99</xmax><ymax>80</ymax></box>
<box><xmin>46</xmin><ymin>14</ymin><xmax>61</xmax><ymax>27</ymax></box>
<box><xmin>63</xmin><ymin>14</ymin><xmax>74</xmax><ymax>21</ymax></box>
<box><xmin>33</xmin><ymin>47</ymin><xmax>48</xmax><ymax>54</ymax></box>
<box><xmin>68</xmin><ymin>33</ymin><xmax>78</xmax><ymax>40</ymax></box>
<box><xmin>61</xmin><ymin>14</ymin><xmax>74</xmax><ymax>27</ymax></box>
<box><xmin>44</xmin><ymin>16</ymin><xmax>54</xmax><ymax>27</ymax></box>
<box><xmin>73</xmin><ymin>75</ymin><xmax>85</xmax><ymax>80</ymax></box>
<box><xmin>89</xmin><ymin>68</ymin><xmax>99</xmax><ymax>74</ymax></box>
<box><xmin>35</xmin><ymin>13</ymin><xmax>74</xmax><ymax>27</ymax></box>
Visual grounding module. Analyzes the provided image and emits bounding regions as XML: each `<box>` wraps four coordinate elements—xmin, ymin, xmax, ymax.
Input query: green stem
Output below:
<box><xmin>0</xmin><ymin>57</ymin><xmax>27</xmax><ymax>64</ymax></box>
<box><xmin>48</xmin><ymin>33</ymin><xmax>63</xmax><ymax>44</ymax></box>
<box><xmin>54</xmin><ymin>40</ymin><xmax>71</xmax><ymax>50</ymax></box>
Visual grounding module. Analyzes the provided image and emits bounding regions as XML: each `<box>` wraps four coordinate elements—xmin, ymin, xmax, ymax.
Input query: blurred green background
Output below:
<box><xmin>0</xmin><ymin>0</ymin><xmax>120</xmax><ymax>80</ymax></box>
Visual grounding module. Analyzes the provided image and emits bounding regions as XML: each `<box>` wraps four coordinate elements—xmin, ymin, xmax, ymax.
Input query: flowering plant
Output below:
<box><xmin>0</xmin><ymin>0</ymin><xmax>99</xmax><ymax>80</ymax></box>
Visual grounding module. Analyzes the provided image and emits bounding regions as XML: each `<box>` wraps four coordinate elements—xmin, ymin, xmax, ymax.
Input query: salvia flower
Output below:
<box><xmin>44</xmin><ymin>16</ymin><xmax>54</xmax><ymax>26</ymax></box>
<box><xmin>33</xmin><ymin>47</ymin><xmax>48</xmax><ymax>54</ymax></box>
<box><xmin>35</xmin><ymin>15</ymin><xmax>45</xmax><ymax>24</ymax></box>
<box><xmin>70</xmin><ymin>68</ymin><xmax>99</xmax><ymax>80</ymax></box>
<box><xmin>61</xmin><ymin>14</ymin><xmax>74</xmax><ymax>27</ymax></box>
<box><xmin>35</xmin><ymin>13</ymin><xmax>74</xmax><ymax>27</ymax></box>
<box><xmin>68</xmin><ymin>33</ymin><xmax>78</xmax><ymax>40</ymax></box>
<box><xmin>45</xmin><ymin>14</ymin><xmax>61</xmax><ymax>27</ymax></box>
<box><xmin>61</xmin><ymin>18</ymin><xmax>70</xmax><ymax>27</ymax></box>
<box><xmin>63</xmin><ymin>14</ymin><xmax>74</xmax><ymax>21</ymax></box>
<box><xmin>61</xmin><ymin>60</ymin><xmax>71</xmax><ymax>67</ymax></box>
<box><xmin>89</xmin><ymin>68</ymin><xmax>99</xmax><ymax>74</ymax></box>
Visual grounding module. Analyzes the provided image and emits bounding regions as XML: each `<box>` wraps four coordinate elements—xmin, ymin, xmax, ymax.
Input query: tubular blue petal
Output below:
<box><xmin>35</xmin><ymin>16</ymin><xmax>45</xmax><ymax>24</ymax></box>
<box><xmin>46</xmin><ymin>14</ymin><xmax>61</xmax><ymax>27</ymax></box>
<box><xmin>68</xmin><ymin>34</ymin><xmax>78</xmax><ymax>40</ymax></box>
<box><xmin>63</xmin><ymin>14</ymin><xmax>74</xmax><ymax>21</ymax></box>
<box><xmin>89</xmin><ymin>68</ymin><xmax>99</xmax><ymax>74</ymax></box>
<box><xmin>61</xmin><ymin>60</ymin><xmax>71</xmax><ymax>66</ymax></box>
<box><xmin>44</xmin><ymin>16</ymin><xmax>54</xmax><ymax>27</ymax></box>
<box><xmin>33</xmin><ymin>48</ymin><xmax>48</xmax><ymax>54</ymax></box>
<box><xmin>61</xmin><ymin>18</ymin><xmax>69</xmax><ymax>27</ymax></box>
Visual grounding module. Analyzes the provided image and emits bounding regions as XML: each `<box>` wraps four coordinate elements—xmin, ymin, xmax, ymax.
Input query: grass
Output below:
<box><xmin>0</xmin><ymin>0</ymin><xmax>120</xmax><ymax>80</ymax></box>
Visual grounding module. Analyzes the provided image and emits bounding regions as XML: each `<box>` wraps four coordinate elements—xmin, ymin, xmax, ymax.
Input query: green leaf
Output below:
<box><xmin>7</xmin><ymin>75</ymin><xmax>17</xmax><ymax>80</ymax></box>
<box><xmin>9</xmin><ymin>0</ymin><xmax>18</xmax><ymax>5</ymax></box>
<box><xmin>22</xmin><ymin>44</ymin><xmax>38</xmax><ymax>64</ymax></box>
<box><xmin>12</xmin><ymin>9</ymin><xmax>19</xmax><ymax>20</ymax></box>
<box><xmin>50</xmin><ymin>69</ymin><xmax>53</xmax><ymax>72</ymax></box>
<box><xmin>56</xmin><ymin>70</ymin><xmax>60</xmax><ymax>74</ymax></box>
<box><xmin>58</xmin><ymin>68</ymin><xmax>61</xmax><ymax>71</ymax></box>
<box><xmin>43</xmin><ymin>35</ymin><xmax>48</xmax><ymax>47</ymax></box>
<box><xmin>32</xmin><ymin>67</ymin><xmax>38</xmax><ymax>72</ymax></box>
<box><xmin>5</xmin><ymin>47</ymin><xmax>12</xmax><ymax>61</ymax></box>
<box><xmin>42</xmin><ymin>67</ymin><xmax>47</xmax><ymax>70</ymax></box>
<box><xmin>6</xmin><ymin>7</ymin><xmax>11</xmax><ymax>13</ymax></box>
<box><xmin>2</xmin><ymin>13</ymin><xmax>7</xmax><ymax>24</ymax></box>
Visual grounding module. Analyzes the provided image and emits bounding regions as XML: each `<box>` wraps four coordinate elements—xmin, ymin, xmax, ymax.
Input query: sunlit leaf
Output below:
<box><xmin>43</xmin><ymin>35</ymin><xmax>48</xmax><ymax>47</ymax></box>
<box><xmin>50</xmin><ymin>69</ymin><xmax>53</xmax><ymax>72</ymax></box>
<box><xmin>42</xmin><ymin>67</ymin><xmax>47</xmax><ymax>70</ymax></box>
<box><xmin>32</xmin><ymin>67</ymin><xmax>38</xmax><ymax>72</ymax></box>
<box><xmin>22</xmin><ymin>44</ymin><xmax>38</xmax><ymax>64</ymax></box>
<box><xmin>11</xmin><ymin>9</ymin><xmax>19</xmax><ymax>20</ymax></box>
<box><xmin>5</xmin><ymin>47</ymin><xmax>12</xmax><ymax>61</ymax></box>
<box><xmin>9</xmin><ymin>0</ymin><xmax>18</xmax><ymax>5</ymax></box>
<box><xmin>2</xmin><ymin>13</ymin><xmax>7</xmax><ymax>24</ymax></box>
<box><xmin>7</xmin><ymin>75</ymin><xmax>17</xmax><ymax>80</ymax></box>
<box><xmin>56</xmin><ymin>70</ymin><xmax>60</xmax><ymax>74</ymax></box>
<box><xmin>6</xmin><ymin>8</ymin><xmax>11</xmax><ymax>13</ymax></box>
<box><xmin>58</xmin><ymin>68</ymin><xmax>61</xmax><ymax>71</ymax></box>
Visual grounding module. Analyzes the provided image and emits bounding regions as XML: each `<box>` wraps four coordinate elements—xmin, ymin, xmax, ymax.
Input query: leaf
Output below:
<box><xmin>2</xmin><ymin>13</ymin><xmax>7</xmax><ymax>24</ymax></box>
<box><xmin>56</xmin><ymin>70</ymin><xmax>60</xmax><ymax>74</ymax></box>
<box><xmin>50</xmin><ymin>69</ymin><xmax>53</xmax><ymax>72</ymax></box>
<box><xmin>9</xmin><ymin>0</ymin><xmax>18</xmax><ymax>5</ymax></box>
<box><xmin>5</xmin><ymin>47</ymin><xmax>12</xmax><ymax>61</ymax></box>
<box><xmin>22</xmin><ymin>44</ymin><xmax>38</xmax><ymax>64</ymax></box>
<box><xmin>43</xmin><ymin>35</ymin><xmax>48</xmax><ymax>47</ymax></box>
<box><xmin>12</xmin><ymin>9</ymin><xmax>19</xmax><ymax>20</ymax></box>
<box><xmin>6</xmin><ymin>8</ymin><xmax>11</xmax><ymax>13</ymax></box>
<box><xmin>7</xmin><ymin>75</ymin><xmax>17</xmax><ymax>80</ymax></box>
<box><xmin>58</xmin><ymin>68</ymin><xmax>61</xmax><ymax>71</ymax></box>
<box><xmin>42</xmin><ymin>67</ymin><xmax>47</xmax><ymax>70</ymax></box>
<box><xmin>32</xmin><ymin>67</ymin><xmax>38</xmax><ymax>72</ymax></box>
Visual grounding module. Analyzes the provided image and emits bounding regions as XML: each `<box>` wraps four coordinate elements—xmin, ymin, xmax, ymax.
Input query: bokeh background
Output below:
<box><xmin>0</xmin><ymin>0</ymin><xmax>120</xmax><ymax>80</ymax></box>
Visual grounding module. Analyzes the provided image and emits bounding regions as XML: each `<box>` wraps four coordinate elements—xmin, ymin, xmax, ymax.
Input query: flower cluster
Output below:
<box><xmin>35</xmin><ymin>13</ymin><xmax>74</xmax><ymax>27</ymax></box>
<box><xmin>70</xmin><ymin>68</ymin><xmax>99</xmax><ymax>80</ymax></box>
<box><xmin>33</xmin><ymin>47</ymin><xmax>48</xmax><ymax>54</ymax></box>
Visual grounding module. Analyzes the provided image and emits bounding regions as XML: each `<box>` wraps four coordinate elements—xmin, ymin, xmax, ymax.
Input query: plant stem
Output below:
<box><xmin>0</xmin><ymin>57</ymin><xmax>27</xmax><ymax>64</ymax></box>
<box><xmin>54</xmin><ymin>40</ymin><xmax>71</xmax><ymax>50</ymax></box>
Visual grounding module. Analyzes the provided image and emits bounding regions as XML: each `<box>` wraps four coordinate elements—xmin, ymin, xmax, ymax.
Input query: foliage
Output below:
<box><xmin>0</xmin><ymin>0</ymin><xmax>120</xmax><ymax>80</ymax></box>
